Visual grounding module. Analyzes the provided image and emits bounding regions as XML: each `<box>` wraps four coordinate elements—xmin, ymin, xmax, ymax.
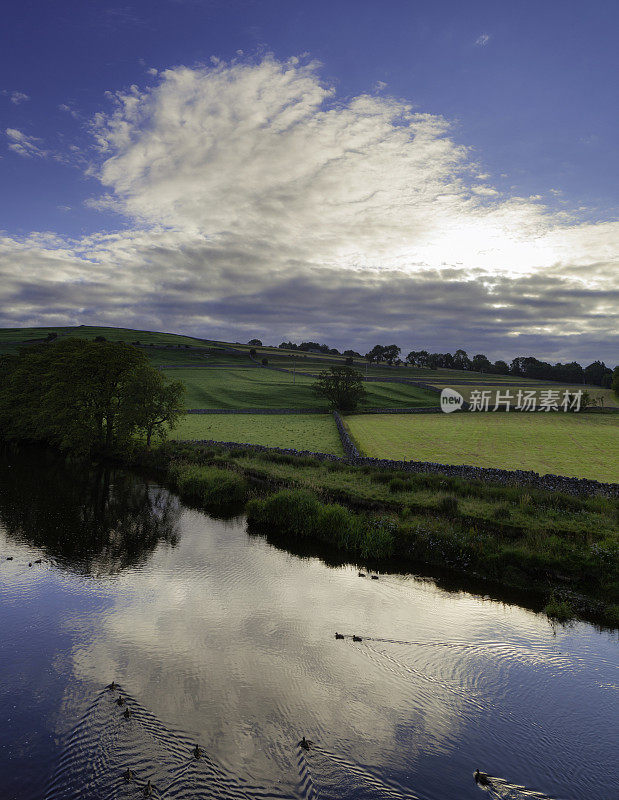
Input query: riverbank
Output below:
<box><xmin>132</xmin><ymin>441</ymin><xmax>619</xmax><ymax>628</ymax></box>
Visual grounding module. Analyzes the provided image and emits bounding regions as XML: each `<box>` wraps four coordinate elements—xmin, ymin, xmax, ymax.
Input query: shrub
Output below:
<box><xmin>388</xmin><ymin>477</ymin><xmax>411</xmax><ymax>493</ymax></box>
<box><xmin>543</xmin><ymin>594</ymin><xmax>575</xmax><ymax>622</ymax></box>
<box><xmin>247</xmin><ymin>490</ymin><xmax>322</xmax><ymax>539</ymax></box>
<box><xmin>361</xmin><ymin>517</ymin><xmax>396</xmax><ymax>559</ymax></box>
<box><xmin>437</xmin><ymin>495</ymin><xmax>459</xmax><ymax>515</ymax></box>
<box><xmin>317</xmin><ymin>504</ymin><xmax>362</xmax><ymax>550</ymax></box>
<box><xmin>168</xmin><ymin>462</ymin><xmax>247</xmax><ymax>505</ymax></box>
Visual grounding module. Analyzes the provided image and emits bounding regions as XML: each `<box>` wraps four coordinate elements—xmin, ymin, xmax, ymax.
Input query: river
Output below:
<box><xmin>0</xmin><ymin>449</ymin><xmax>617</xmax><ymax>800</ymax></box>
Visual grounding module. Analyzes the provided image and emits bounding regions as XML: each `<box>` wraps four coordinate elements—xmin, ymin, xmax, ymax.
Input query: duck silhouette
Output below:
<box><xmin>335</xmin><ymin>632</ymin><xmax>344</xmax><ymax>639</ymax></box>
<box><xmin>352</xmin><ymin>635</ymin><xmax>363</xmax><ymax>642</ymax></box>
<box><xmin>474</xmin><ymin>769</ymin><xmax>491</xmax><ymax>786</ymax></box>
<box><xmin>122</xmin><ymin>768</ymin><xmax>134</xmax><ymax>782</ymax></box>
<box><xmin>192</xmin><ymin>744</ymin><xmax>204</xmax><ymax>759</ymax></box>
<box><xmin>123</xmin><ymin>707</ymin><xmax>132</xmax><ymax>719</ymax></box>
<box><xmin>371</xmin><ymin>575</ymin><xmax>379</xmax><ymax>580</ymax></box>
<box><xmin>106</xmin><ymin>681</ymin><xmax>118</xmax><ymax>691</ymax></box>
<box><xmin>116</xmin><ymin>696</ymin><xmax>125</xmax><ymax>706</ymax></box>
<box><xmin>143</xmin><ymin>779</ymin><xmax>154</xmax><ymax>796</ymax></box>
<box><xmin>298</xmin><ymin>736</ymin><xmax>313</xmax><ymax>750</ymax></box>
<box><xmin>34</xmin><ymin>559</ymin><xmax>43</xmax><ymax>564</ymax></box>
<box><xmin>358</xmin><ymin>572</ymin><xmax>365</xmax><ymax>577</ymax></box>
<box><xmin>6</xmin><ymin>557</ymin><xmax>13</xmax><ymax>561</ymax></box>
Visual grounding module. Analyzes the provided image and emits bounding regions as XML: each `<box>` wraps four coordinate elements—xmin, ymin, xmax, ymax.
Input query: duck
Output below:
<box><xmin>143</xmin><ymin>779</ymin><xmax>154</xmax><ymax>796</ymax></box>
<box><xmin>34</xmin><ymin>559</ymin><xmax>43</xmax><ymax>564</ymax></box>
<box><xmin>106</xmin><ymin>681</ymin><xmax>118</xmax><ymax>691</ymax></box>
<box><xmin>116</xmin><ymin>696</ymin><xmax>125</xmax><ymax>706</ymax></box>
<box><xmin>352</xmin><ymin>635</ymin><xmax>363</xmax><ymax>642</ymax></box>
<box><xmin>29</xmin><ymin>562</ymin><xmax>33</xmax><ymax>567</ymax></box>
<box><xmin>371</xmin><ymin>575</ymin><xmax>379</xmax><ymax>580</ymax></box>
<box><xmin>192</xmin><ymin>744</ymin><xmax>203</xmax><ymax>759</ymax></box>
<box><xmin>122</xmin><ymin>768</ymin><xmax>134</xmax><ymax>782</ymax></box>
<box><xmin>298</xmin><ymin>736</ymin><xmax>313</xmax><ymax>751</ymax></box>
<box><xmin>474</xmin><ymin>769</ymin><xmax>490</xmax><ymax>786</ymax></box>
<box><xmin>6</xmin><ymin>557</ymin><xmax>13</xmax><ymax>561</ymax></box>
<box><xmin>358</xmin><ymin>572</ymin><xmax>365</xmax><ymax>578</ymax></box>
<box><xmin>123</xmin><ymin>707</ymin><xmax>132</xmax><ymax>719</ymax></box>
<box><xmin>334</xmin><ymin>632</ymin><xmax>344</xmax><ymax>639</ymax></box>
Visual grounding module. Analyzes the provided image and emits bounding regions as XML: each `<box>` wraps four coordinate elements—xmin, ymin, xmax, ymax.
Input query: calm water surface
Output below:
<box><xmin>0</xmin><ymin>450</ymin><xmax>617</xmax><ymax>800</ymax></box>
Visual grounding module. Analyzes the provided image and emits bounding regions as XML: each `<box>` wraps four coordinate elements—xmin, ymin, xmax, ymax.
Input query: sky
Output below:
<box><xmin>1</xmin><ymin>0</ymin><xmax>617</xmax><ymax>364</ymax></box>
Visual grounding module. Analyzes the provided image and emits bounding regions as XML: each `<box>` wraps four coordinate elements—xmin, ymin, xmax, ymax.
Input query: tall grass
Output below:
<box><xmin>168</xmin><ymin>461</ymin><xmax>248</xmax><ymax>505</ymax></box>
<box><xmin>246</xmin><ymin>489</ymin><xmax>395</xmax><ymax>559</ymax></box>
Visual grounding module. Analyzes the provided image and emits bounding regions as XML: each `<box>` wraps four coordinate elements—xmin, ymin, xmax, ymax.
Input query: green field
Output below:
<box><xmin>170</xmin><ymin>413</ymin><xmax>343</xmax><ymax>454</ymax></box>
<box><xmin>163</xmin><ymin>367</ymin><xmax>438</xmax><ymax>410</ymax></box>
<box><xmin>345</xmin><ymin>412</ymin><xmax>619</xmax><ymax>482</ymax></box>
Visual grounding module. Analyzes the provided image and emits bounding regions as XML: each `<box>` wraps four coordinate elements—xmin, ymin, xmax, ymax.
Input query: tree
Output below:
<box><xmin>471</xmin><ymin>354</ymin><xmax>491</xmax><ymax>373</ymax></box>
<box><xmin>382</xmin><ymin>344</ymin><xmax>401</xmax><ymax>365</ymax></box>
<box><xmin>453</xmin><ymin>349</ymin><xmax>471</xmax><ymax>370</ymax></box>
<box><xmin>123</xmin><ymin>367</ymin><xmax>185</xmax><ymax>448</ymax></box>
<box><xmin>365</xmin><ymin>345</ymin><xmax>385</xmax><ymax>363</ymax></box>
<box><xmin>611</xmin><ymin>367</ymin><xmax>619</xmax><ymax>399</ymax></box>
<box><xmin>584</xmin><ymin>360</ymin><xmax>611</xmax><ymax>386</ymax></box>
<box><xmin>248</xmin><ymin>339</ymin><xmax>262</xmax><ymax>346</ymax></box>
<box><xmin>312</xmin><ymin>366</ymin><xmax>365</xmax><ymax>412</ymax></box>
<box><xmin>0</xmin><ymin>339</ymin><xmax>184</xmax><ymax>455</ymax></box>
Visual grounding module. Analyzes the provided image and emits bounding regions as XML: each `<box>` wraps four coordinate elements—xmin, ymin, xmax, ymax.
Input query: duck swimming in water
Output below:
<box><xmin>358</xmin><ymin>572</ymin><xmax>365</xmax><ymax>577</ymax></box>
<box><xmin>6</xmin><ymin>557</ymin><xmax>13</xmax><ymax>561</ymax></box>
<box><xmin>371</xmin><ymin>575</ymin><xmax>379</xmax><ymax>580</ymax></box>
<box><xmin>352</xmin><ymin>635</ymin><xmax>362</xmax><ymax>642</ymax></box>
<box><xmin>122</xmin><ymin>768</ymin><xmax>134</xmax><ymax>782</ymax></box>
<box><xmin>192</xmin><ymin>744</ymin><xmax>204</xmax><ymax>759</ymax></box>
<box><xmin>34</xmin><ymin>559</ymin><xmax>43</xmax><ymax>564</ymax></box>
<box><xmin>106</xmin><ymin>681</ymin><xmax>118</xmax><ymax>691</ymax></box>
<box><xmin>123</xmin><ymin>707</ymin><xmax>132</xmax><ymax>719</ymax></box>
<box><xmin>298</xmin><ymin>736</ymin><xmax>313</xmax><ymax>750</ymax></box>
<box><xmin>116</xmin><ymin>696</ymin><xmax>125</xmax><ymax>706</ymax></box>
<box><xmin>143</xmin><ymin>779</ymin><xmax>154</xmax><ymax>796</ymax></box>
<box><xmin>335</xmin><ymin>632</ymin><xmax>344</xmax><ymax>639</ymax></box>
<box><xmin>474</xmin><ymin>770</ymin><xmax>490</xmax><ymax>786</ymax></box>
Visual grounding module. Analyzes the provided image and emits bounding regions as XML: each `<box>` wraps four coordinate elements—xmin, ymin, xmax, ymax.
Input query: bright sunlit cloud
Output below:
<box><xmin>0</xmin><ymin>57</ymin><xmax>617</xmax><ymax>360</ymax></box>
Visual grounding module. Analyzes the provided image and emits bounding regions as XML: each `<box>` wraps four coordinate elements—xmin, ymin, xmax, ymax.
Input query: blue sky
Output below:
<box><xmin>1</xmin><ymin>0</ymin><xmax>617</xmax><ymax>362</ymax></box>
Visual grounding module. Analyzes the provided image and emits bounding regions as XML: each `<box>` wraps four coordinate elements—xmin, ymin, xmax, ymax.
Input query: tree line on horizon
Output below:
<box><xmin>247</xmin><ymin>339</ymin><xmax>616</xmax><ymax>388</ymax></box>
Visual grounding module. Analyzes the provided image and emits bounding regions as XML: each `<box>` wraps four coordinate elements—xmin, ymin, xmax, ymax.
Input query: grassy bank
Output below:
<box><xmin>345</xmin><ymin>412</ymin><xmax>619</xmax><ymax>483</ymax></box>
<box><xmin>139</xmin><ymin>441</ymin><xmax>619</xmax><ymax>628</ymax></box>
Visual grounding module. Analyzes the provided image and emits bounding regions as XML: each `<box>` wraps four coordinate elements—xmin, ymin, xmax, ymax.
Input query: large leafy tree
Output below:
<box><xmin>0</xmin><ymin>339</ymin><xmax>184</xmax><ymax>454</ymax></box>
<box><xmin>312</xmin><ymin>366</ymin><xmax>365</xmax><ymax>412</ymax></box>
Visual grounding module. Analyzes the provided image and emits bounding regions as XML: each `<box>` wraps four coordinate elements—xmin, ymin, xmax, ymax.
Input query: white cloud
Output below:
<box><xmin>1</xmin><ymin>89</ymin><xmax>30</xmax><ymax>104</ymax></box>
<box><xmin>475</xmin><ymin>34</ymin><xmax>491</xmax><ymax>47</ymax></box>
<box><xmin>5</xmin><ymin>127</ymin><xmax>47</xmax><ymax>158</ymax></box>
<box><xmin>0</xmin><ymin>57</ymin><xmax>617</xmax><ymax>362</ymax></box>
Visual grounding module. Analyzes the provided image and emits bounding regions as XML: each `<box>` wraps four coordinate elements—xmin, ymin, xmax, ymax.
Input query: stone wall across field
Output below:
<box><xmin>179</xmin><ymin>437</ymin><xmax>619</xmax><ymax>498</ymax></box>
<box><xmin>184</xmin><ymin>407</ymin><xmax>446</xmax><ymax>415</ymax></box>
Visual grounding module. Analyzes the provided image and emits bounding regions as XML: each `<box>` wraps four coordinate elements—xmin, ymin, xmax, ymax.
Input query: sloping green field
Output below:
<box><xmin>164</xmin><ymin>367</ymin><xmax>438</xmax><ymax>410</ymax></box>
<box><xmin>170</xmin><ymin>413</ymin><xmax>343</xmax><ymax>454</ymax></box>
<box><xmin>345</xmin><ymin>412</ymin><xmax>619</xmax><ymax>482</ymax></box>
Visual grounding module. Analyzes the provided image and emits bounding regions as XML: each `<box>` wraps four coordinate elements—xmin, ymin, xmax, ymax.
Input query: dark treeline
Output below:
<box><xmin>269</xmin><ymin>339</ymin><xmax>616</xmax><ymax>387</ymax></box>
<box><xmin>0</xmin><ymin>338</ymin><xmax>185</xmax><ymax>455</ymax></box>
